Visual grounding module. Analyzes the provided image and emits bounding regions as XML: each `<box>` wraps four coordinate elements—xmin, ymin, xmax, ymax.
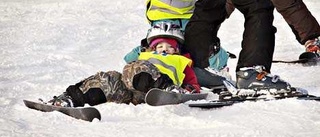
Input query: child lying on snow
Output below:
<box><xmin>48</xmin><ymin>22</ymin><xmax>201</xmax><ymax>107</ymax></box>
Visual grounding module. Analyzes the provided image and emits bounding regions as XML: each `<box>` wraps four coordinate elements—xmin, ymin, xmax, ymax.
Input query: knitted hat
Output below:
<box><xmin>149</xmin><ymin>38</ymin><xmax>178</xmax><ymax>50</ymax></box>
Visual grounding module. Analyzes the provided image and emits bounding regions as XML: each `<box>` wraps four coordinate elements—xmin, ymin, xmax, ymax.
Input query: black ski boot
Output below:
<box><xmin>236</xmin><ymin>66</ymin><xmax>291</xmax><ymax>93</ymax></box>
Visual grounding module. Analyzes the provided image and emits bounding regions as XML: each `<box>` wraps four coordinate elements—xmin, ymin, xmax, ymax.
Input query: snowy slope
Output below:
<box><xmin>0</xmin><ymin>0</ymin><xmax>320</xmax><ymax>136</ymax></box>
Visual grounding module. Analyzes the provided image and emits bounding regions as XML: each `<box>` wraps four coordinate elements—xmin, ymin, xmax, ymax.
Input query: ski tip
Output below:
<box><xmin>144</xmin><ymin>89</ymin><xmax>160</xmax><ymax>106</ymax></box>
<box><xmin>23</xmin><ymin>99</ymin><xmax>37</xmax><ymax>109</ymax></box>
<box><xmin>84</xmin><ymin>107</ymin><xmax>102</xmax><ymax>122</ymax></box>
<box><xmin>299</xmin><ymin>52</ymin><xmax>319</xmax><ymax>66</ymax></box>
<box><xmin>299</xmin><ymin>52</ymin><xmax>318</xmax><ymax>60</ymax></box>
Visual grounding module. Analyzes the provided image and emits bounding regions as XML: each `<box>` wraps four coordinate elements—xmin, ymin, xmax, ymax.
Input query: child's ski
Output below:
<box><xmin>23</xmin><ymin>100</ymin><xmax>101</xmax><ymax>122</ymax></box>
<box><xmin>145</xmin><ymin>88</ymin><xmax>208</xmax><ymax>106</ymax></box>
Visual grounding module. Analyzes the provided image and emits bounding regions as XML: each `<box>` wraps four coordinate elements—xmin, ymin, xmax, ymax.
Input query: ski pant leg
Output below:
<box><xmin>271</xmin><ymin>0</ymin><xmax>320</xmax><ymax>44</ymax></box>
<box><xmin>231</xmin><ymin>0</ymin><xmax>276</xmax><ymax>72</ymax></box>
<box><xmin>184</xmin><ymin>0</ymin><xmax>227</xmax><ymax>69</ymax></box>
<box><xmin>226</xmin><ymin>0</ymin><xmax>235</xmax><ymax>18</ymax></box>
<box><xmin>122</xmin><ymin>60</ymin><xmax>175</xmax><ymax>104</ymax></box>
<box><xmin>74</xmin><ymin>71</ymin><xmax>133</xmax><ymax>106</ymax></box>
<box><xmin>66</xmin><ymin>80</ymin><xmax>112</xmax><ymax>107</ymax></box>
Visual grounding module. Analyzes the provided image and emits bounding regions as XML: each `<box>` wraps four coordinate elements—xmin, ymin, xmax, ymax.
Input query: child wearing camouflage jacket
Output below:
<box><xmin>48</xmin><ymin>22</ymin><xmax>201</xmax><ymax>107</ymax></box>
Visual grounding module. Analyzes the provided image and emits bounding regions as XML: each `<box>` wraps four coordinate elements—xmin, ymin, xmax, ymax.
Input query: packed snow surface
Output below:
<box><xmin>0</xmin><ymin>0</ymin><xmax>320</xmax><ymax>136</ymax></box>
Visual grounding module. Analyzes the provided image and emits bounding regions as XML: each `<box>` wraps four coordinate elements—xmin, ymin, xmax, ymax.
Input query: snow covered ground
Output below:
<box><xmin>1</xmin><ymin>0</ymin><xmax>320</xmax><ymax>136</ymax></box>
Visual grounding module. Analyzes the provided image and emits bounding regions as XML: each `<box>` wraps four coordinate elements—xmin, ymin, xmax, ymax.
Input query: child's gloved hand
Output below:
<box><xmin>182</xmin><ymin>84</ymin><xmax>200</xmax><ymax>93</ymax></box>
<box><xmin>140</xmin><ymin>38</ymin><xmax>153</xmax><ymax>52</ymax></box>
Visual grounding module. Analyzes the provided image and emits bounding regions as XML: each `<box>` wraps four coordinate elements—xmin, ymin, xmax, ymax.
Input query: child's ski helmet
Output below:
<box><xmin>146</xmin><ymin>22</ymin><xmax>184</xmax><ymax>44</ymax></box>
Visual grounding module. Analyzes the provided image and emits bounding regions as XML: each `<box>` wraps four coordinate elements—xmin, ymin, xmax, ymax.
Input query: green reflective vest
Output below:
<box><xmin>146</xmin><ymin>0</ymin><xmax>195</xmax><ymax>21</ymax></box>
<box><xmin>139</xmin><ymin>52</ymin><xmax>192</xmax><ymax>86</ymax></box>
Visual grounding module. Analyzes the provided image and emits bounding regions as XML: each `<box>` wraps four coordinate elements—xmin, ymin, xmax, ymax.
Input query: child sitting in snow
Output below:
<box><xmin>48</xmin><ymin>22</ymin><xmax>201</xmax><ymax>107</ymax></box>
<box><xmin>124</xmin><ymin>0</ymin><xmax>234</xmax><ymax>88</ymax></box>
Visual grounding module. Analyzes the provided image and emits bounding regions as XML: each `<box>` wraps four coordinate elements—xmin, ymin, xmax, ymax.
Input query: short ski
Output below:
<box><xmin>273</xmin><ymin>52</ymin><xmax>319</xmax><ymax>65</ymax></box>
<box><xmin>272</xmin><ymin>58</ymin><xmax>314</xmax><ymax>63</ymax></box>
<box><xmin>188</xmin><ymin>80</ymin><xmax>320</xmax><ymax>108</ymax></box>
<box><xmin>145</xmin><ymin>88</ymin><xmax>208</xmax><ymax>106</ymax></box>
<box><xmin>23</xmin><ymin>100</ymin><xmax>101</xmax><ymax>122</ymax></box>
<box><xmin>188</xmin><ymin>94</ymin><xmax>320</xmax><ymax>108</ymax></box>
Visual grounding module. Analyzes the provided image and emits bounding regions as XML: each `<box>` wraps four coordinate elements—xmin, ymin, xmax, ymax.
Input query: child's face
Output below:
<box><xmin>155</xmin><ymin>42</ymin><xmax>179</xmax><ymax>54</ymax></box>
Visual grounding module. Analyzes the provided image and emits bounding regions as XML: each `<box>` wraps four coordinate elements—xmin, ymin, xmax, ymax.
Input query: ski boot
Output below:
<box><xmin>304</xmin><ymin>36</ymin><xmax>320</xmax><ymax>53</ymax></box>
<box><xmin>48</xmin><ymin>92</ymin><xmax>74</xmax><ymax>107</ymax></box>
<box><xmin>300</xmin><ymin>37</ymin><xmax>320</xmax><ymax>65</ymax></box>
<box><xmin>218</xmin><ymin>66</ymin><xmax>310</xmax><ymax>101</ymax></box>
<box><xmin>205</xmin><ymin>66</ymin><xmax>232</xmax><ymax>81</ymax></box>
<box><xmin>236</xmin><ymin>66</ymin><xmax>292</xmax><ymax>96</ymax></box>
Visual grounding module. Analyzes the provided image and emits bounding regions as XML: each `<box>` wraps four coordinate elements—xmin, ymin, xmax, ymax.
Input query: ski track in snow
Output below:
<box><xmin>0</xmin><ymin>0</ymin><xmax>320</xmax><ymax>136</ymax></box>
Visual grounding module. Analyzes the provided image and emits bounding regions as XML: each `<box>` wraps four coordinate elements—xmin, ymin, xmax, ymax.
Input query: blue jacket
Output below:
<box><xmin>124</xmin><ymin>19</ymin><xmax>229</xmax><ymax>70</ymax></box>
<box><xmin>124</xmin><ymin>46</ymin><xmax>229</xmax><ymax>70</ymax></box>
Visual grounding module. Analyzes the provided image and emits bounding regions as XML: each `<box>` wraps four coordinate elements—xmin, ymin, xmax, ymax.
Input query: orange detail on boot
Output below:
<box><xmin>305</xmin><ymin>39</ymin><xmax>320</xmax><ymax>52</ymax></box>
<box><xmin>256</xmin><ymin>71</ymin><xmax>268</xmax><ymax>81</ymax></box>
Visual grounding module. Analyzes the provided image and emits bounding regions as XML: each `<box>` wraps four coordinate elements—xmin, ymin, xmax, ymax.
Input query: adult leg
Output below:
<box><xmin>272</xmin><ymin>0</ymin><xmax>320</xmax><ymax>44</ymax></box>
<box><xmin>184</xmin><ymin>0</ymin><xmax>227</xmax><ymax>69</ymax></box>
<box><xmin>233</xmin><ymin>0</ymin><xmax>293</xmax><ymax>91</ymax></box>
<box><xmin>232</xmin><ymin>0</ymin><xmax>276</xmax><ymax>72</ymax></box>
<box><xmin>226</xmin><ymin>0</ymin><xmax>235</xmax><ymax>18</ymax></box>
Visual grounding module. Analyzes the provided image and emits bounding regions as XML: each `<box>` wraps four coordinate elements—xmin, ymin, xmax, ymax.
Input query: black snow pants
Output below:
<box><xmin>184</xmin><ymin>0</ymin><xmax>227</xmax><ymax>69</ymax></box>
<box><xmin>232</xmin><ymin>0</ymin><xmax>276</xmax><ymax>72</ymax></box>
<box><xmin>184</xmin><ymin>0</ymin><xmax>276</xmax><ymax>72</ymax></box>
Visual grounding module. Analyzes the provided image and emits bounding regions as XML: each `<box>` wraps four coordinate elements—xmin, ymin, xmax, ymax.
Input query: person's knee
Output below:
<box><xmin>271</xmin><ymin>0</ymin><xmax>302</xmax><ymax>12</ymax></box>
<box><xmin>232</xmin><ymin>0</ymin><xmax>274</xmax><ymax>14</ymax></box>
<box><xmin>196</xmin><ymin>0</ymin><xmax>226</xmax><ymax>10</ymax></box>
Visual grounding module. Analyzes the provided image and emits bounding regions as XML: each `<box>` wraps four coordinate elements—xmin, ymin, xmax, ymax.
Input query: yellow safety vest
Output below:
<box><xmin>138</xmin><ymin>52</ymin><xmax>192</xmax><ymax>86</ymax></box>
<box><xmin>146</xmin><ymin>0</ymin><xmax>195</xmax><ymax>21</ymax></box>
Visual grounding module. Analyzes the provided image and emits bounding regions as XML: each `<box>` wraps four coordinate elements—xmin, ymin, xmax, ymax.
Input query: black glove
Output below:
<box><xmin>227</xmin><ymin>51</ymin><xmax>237</xmax><ymax>59</ymax></box>
<box><xmin>65</xmin><ymin>85</ymin><xmax>85</xmax><ymax>107</ymax></box>
<box><xmin>210</xmin><ymin>37</ymin><xmax>221</xmax><ymax>55</ymax></box>
<box><xmin>140</xmin><ymin>38</ymin><xmax>149</xmax><ymax>52</ymax></box>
